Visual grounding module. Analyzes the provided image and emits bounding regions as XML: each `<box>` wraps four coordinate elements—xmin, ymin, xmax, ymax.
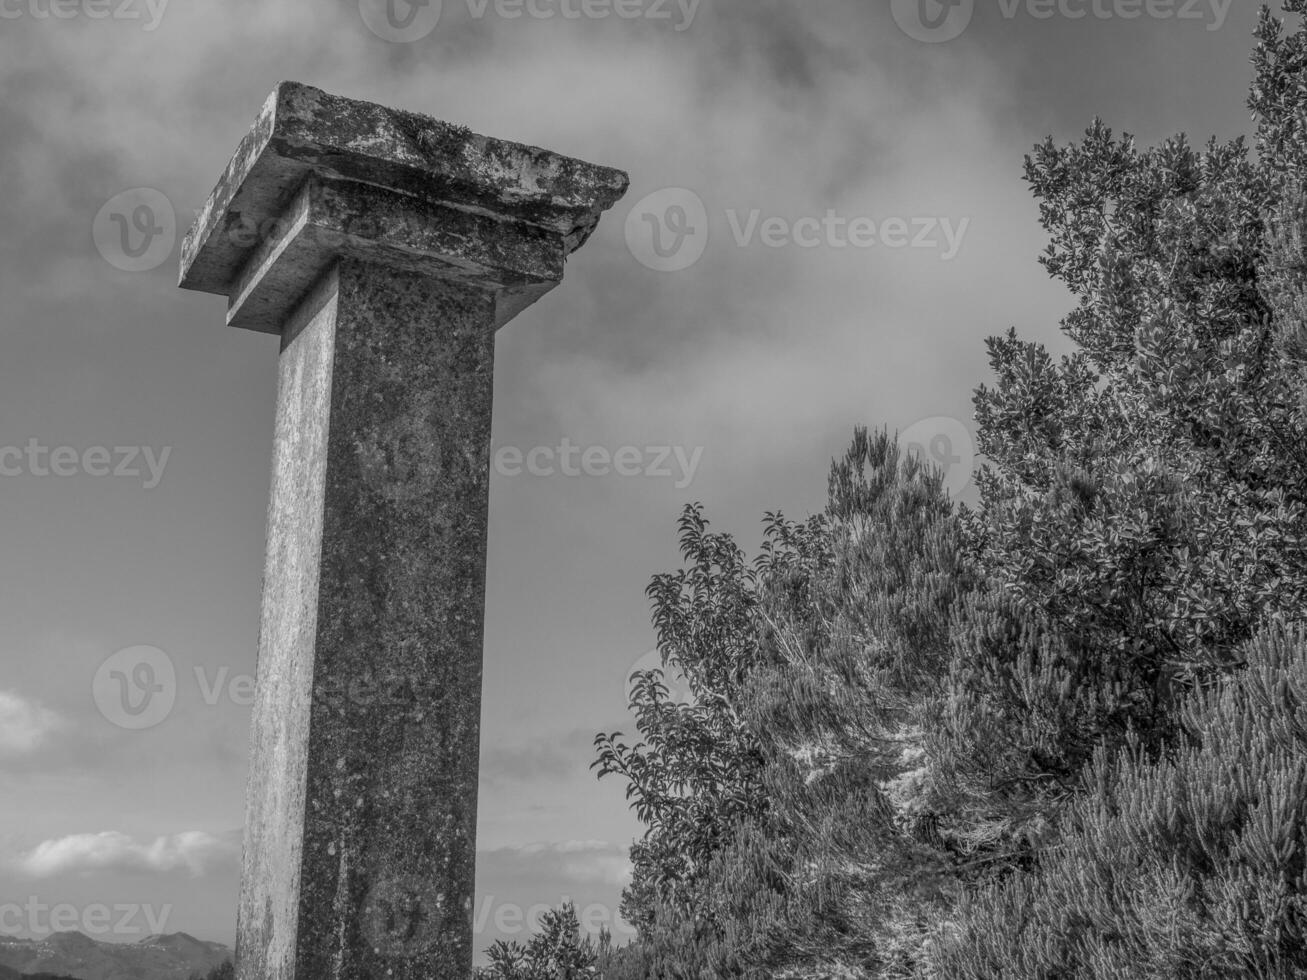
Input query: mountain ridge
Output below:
<box><xmin>0</xmin><ymin>931</ymin><xmax>231</xmax><ymax>980</ymax></box>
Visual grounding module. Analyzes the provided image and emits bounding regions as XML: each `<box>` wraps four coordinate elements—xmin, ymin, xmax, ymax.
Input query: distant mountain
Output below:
<box><xmin>0</xmin><ymin>962</ymin><xmax>82</xmax><ymax>980</ymax></box>
<box><xmin>0</xmin><ymin>932</ymin><xmax>231</xmax><ymax>980</ymax></box>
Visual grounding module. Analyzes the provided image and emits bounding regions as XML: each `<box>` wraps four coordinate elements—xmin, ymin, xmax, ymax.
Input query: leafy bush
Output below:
<box><xmin>476</xmin><ymin>903</ymin><xmax>623</xmax><ymax>980</ymax></box>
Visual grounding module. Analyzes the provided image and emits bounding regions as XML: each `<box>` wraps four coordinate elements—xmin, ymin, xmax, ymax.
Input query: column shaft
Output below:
<box><xmin>239</xmin><ymin>259</ymin><xmax>495</xmax><ymax>980</ymax></box>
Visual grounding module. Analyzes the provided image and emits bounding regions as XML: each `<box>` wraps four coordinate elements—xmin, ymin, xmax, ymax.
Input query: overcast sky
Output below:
<box><xmin>0</xmin><ymin>0</ymin><xmax>1270</xmax><ymax>961</ymax></box>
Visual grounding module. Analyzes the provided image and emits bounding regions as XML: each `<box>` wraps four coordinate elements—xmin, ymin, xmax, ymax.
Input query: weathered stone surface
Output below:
<box><xmin>225</xmin><ymin>176</ymin><xmax>567</xmax><ymax>333</ymax></box>
<box><xmin>239</xmin><ymin>261</ymin><xmax>495</xmax><ymax>979</ymax></box>
<box><xmin>178</xmin><ymin>83</ymin><xmax>628</xmax><ymax>980</ymax></box>
<box><xmin>237</xmin><ymin>268</ymin><xmax>338</xmax><ymax>980</ymax></box>
<box><xmin>179</xmin><ymin>81</ymin><xmax>628</xmax><ymax>309</ymax></box>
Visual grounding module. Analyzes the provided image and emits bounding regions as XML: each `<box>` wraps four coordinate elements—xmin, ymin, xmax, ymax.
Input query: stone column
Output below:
<box><xmin>179</xmin><ymin>82</ymin><xmax>627</xmax><ymax>980</ymax></box>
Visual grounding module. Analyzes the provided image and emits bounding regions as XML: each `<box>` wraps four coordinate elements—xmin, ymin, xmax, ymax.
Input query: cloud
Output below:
<box><xmin>482</xmin><ymin>840</ymin><xmax>633</xmax><ymax>888</ymax></box>
<box><xmin>0</xmin><ymin>690</ymin><xmax>66</xmax><ymax>758</ymax></box>
<box><xmin>14</xmin><ymin>831</ymin><xmax>240</xmax><ymax>879</ymax></box>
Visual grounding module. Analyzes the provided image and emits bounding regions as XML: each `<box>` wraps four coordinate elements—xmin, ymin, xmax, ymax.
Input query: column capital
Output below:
<box><xmin>179</xmin><ymin>81</ymin><xmax>629</xmax><ymax>333</ymax></box>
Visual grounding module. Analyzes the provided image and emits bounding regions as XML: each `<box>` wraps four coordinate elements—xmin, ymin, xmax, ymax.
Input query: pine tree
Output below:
<box><xmin>717</xmin><ymin>430</ymin><xmax>970</xmax><ymax>978</ymax></box>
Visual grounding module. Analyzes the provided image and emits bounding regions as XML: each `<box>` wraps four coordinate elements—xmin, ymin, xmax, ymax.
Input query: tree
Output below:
<box><xmin>592</xmin><ymin>504</ymin><xmax>824</xmax><ymax>976</ymax></box>
<box><xmin>503</xmin><ymin>5</ymin><xmax>1307</xmax><ymax>975</ymax></box>
<box><xmin>711</xmin><ymin>430</ymin><xmax>972</xmax><ymax>978</ymax></box>
<box><xmin>921</xmin><ymin>6</ymin><xmax>1307</xmax><ymax>973</ymax></box>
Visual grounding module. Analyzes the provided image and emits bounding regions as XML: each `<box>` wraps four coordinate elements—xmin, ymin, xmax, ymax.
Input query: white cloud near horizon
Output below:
<box><xmin>14</xmin><ymin>831</ymin><xmax>240</xmax><ymax>879</ymax></box>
